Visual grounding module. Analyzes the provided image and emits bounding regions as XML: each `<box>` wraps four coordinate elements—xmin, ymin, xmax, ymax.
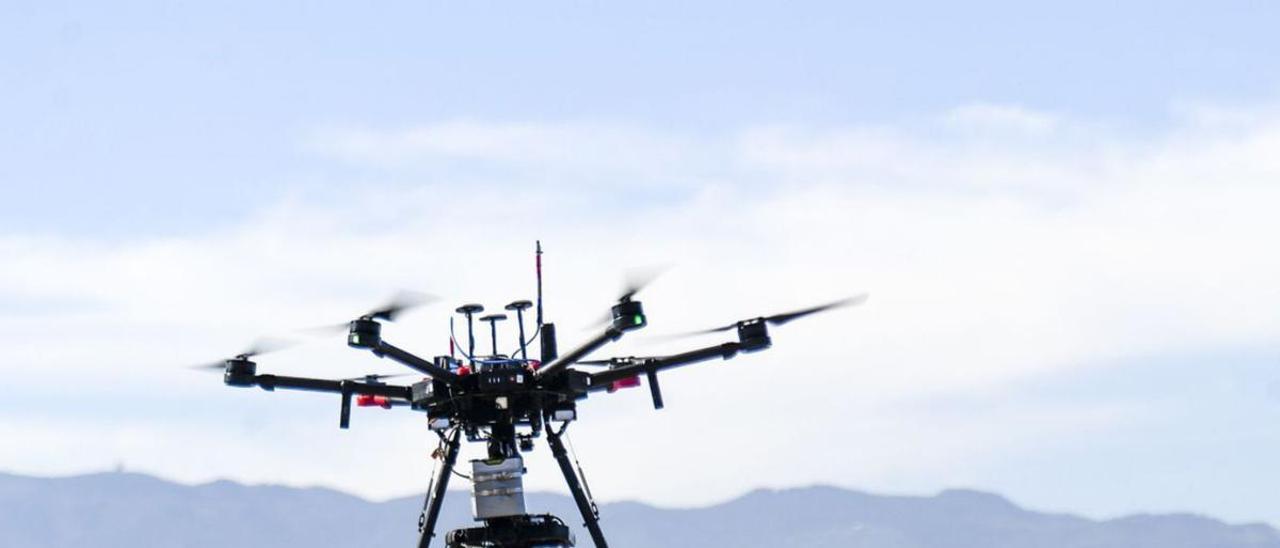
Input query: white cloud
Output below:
<box><xmin>307</xmin><ymin>121</ymin><xmax>711</xmax><ymax>183</ymax></box>
<box><xmin>945</xmin><ymin>103</ymin><xmax>1062</xmax><ymax>135</ymax></box>
<box><xmin>2</xmin><ymin>104</ymin><xmax>1279</xmax><ymax>524</ymax></box>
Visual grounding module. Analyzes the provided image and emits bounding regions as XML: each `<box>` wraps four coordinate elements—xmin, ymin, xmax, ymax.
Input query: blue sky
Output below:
<box><xmin>4</xmin><ymin>1</ymin><xmax>1279</xmax><ymax>235</ymax></box>
<box><xmin>2</xmin><ymin>0</ymin><xmax>1279</xmax><ymax>529</ymax></box>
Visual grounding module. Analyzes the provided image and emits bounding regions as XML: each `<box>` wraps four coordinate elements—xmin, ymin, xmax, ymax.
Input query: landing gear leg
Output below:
<box><xmin>417</xmin><ymin>428</ymin><xmax>462</xmax><ymax>548</ymax></box>
<box><xmin>547</xmin><ymin>427</ymin><xmax>608</xmax><ymax>548</ymax></box>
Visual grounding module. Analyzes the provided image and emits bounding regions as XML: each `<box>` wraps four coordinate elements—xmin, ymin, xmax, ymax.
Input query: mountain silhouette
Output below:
<box><xmin>1</xmin><ymin>472</ymin><xmax>1275</xmax><ymax>547</ymax></box>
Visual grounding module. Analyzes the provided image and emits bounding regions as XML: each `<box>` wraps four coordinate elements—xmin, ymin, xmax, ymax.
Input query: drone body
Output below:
<box><xmin>209</xmin><ymin>242</ymin><xmax>864</xmax><ymax>548</ymax></box>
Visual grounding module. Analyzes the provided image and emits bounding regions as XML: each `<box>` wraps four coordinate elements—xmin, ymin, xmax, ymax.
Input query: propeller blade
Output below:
<box><xmin>342</xmin><ymin>373</ymin><xmax>419</xmax><ymax>382</ymax></box>
<box><xmin>300</xmin><ymin>291</ymin><xmax>440</xmax><ymax>336</ymax></box>
<box><xmin>588</xmin><ymin>266</ymin><xmax>669</xmax><ymax>327</ymax></box>
<box><xmin>190</xmin><ymin>361</ymin><xmax>227</xmax><ymax>371</ymax></box>
<box><xmin>642</xmin><ymin>323</ymin><xmax>734</xmax><ymax>341</ymax></box>
<box><xmin>763</xmin><ymin>293</ymin><xmax>868</xmax><ymax>326</ymax></box>
<box><xmin>655</xmin><ymin>294</ymin><xmax>868</xmax><ymax>339</ymax></box>
<box><xmin>587</xmin><ymin>310</ymin><xmax>614</xmax><ymax>329</ymax></box>
<box><xmin>366</xmin><ymin>290</ymin><xmax>438</xmax><ymax>321</ymax></box>
<box><xmin>240</xmin><ymin>336</ymin><xmax>298</xmax><ymax>358</ymax></box>
<box><xmin>188</xmin><ymin>336</ymin><xmax>298</xmax><ymax>372</ymax></box>
<box><xmin>299</xmin><ymin>322</ymin><xmax>350</xmax><ymax>336</ymax></box>
<box><xmin>694</xmin><ymin>323</ymin><xmax>738</xmax><ymax>335</ymax></box>
<box><xmin>618</xmin><ymin>266</ymin><xmax>665</xmax><ymax>302</ymax></box>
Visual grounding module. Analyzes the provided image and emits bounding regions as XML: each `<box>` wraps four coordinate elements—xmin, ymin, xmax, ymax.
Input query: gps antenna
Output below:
<box><xmin>505</xmin><ymin>300</ymin><xmax>534</xmax><ymax>359</ymax></box>
<box><xmin>455</xmin><ymin>304</ymin><xmax>485</xmax><ymax>365</ymax></box>
<box><xmin>480</xmin><ymin>314</ymin><xmax>507</xmax><ymax>356</ymax></box>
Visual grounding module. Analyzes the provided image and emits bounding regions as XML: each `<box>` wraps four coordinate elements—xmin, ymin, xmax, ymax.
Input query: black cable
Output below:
<box><xmin>453</xmin><ymin>319</ymin><xmax>544</xmax><ymax>367</ymax></box>
<box><xmin>421</xmin><ymin>429</ymin><xmax>451</xmax><ymax>511</ymax></box>
<box><xmin>436</xmin><ymin>427</ymin><xmax>471</xmax><ymax>481</ymax></box>
<box><xmin>562</xmin><ymin>424</ymin><xmax>600</xmax><ymax>516</ymax></box>
<box><xmin>505</xmin><ymin>325</ymin><xmax>541</xmax><ymax>362</ymax></box>
<box><xmin>449</xmin><ymin>320</ymin><xmax>475</xmax><ymax>363</ymax></box>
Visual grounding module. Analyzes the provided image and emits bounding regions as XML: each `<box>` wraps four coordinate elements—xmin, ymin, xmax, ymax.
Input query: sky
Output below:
<box><xmin>2</xmin><ymin>0</ymin><xmax>1279</xmax><ymax>529</ymax></box>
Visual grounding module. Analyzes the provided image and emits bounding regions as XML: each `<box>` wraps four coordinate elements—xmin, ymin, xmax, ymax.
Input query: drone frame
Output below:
<box><xmin>213</xmin><ymin>245</ymin><xmax>859</xmax><ymax>548</ymax></box>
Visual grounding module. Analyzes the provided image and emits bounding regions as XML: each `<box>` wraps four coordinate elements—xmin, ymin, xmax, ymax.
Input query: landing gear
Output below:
<box><xmin>418</xmin><ymin>422</ymin><xmax>607</xmax><ymax>548</ymax></box>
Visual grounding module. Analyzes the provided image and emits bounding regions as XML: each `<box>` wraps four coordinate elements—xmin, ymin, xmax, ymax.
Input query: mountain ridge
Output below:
<box><xmin>1</xmin><ymin>471</ymin><xmax>1275</xmax><ymax>547</ymax></box>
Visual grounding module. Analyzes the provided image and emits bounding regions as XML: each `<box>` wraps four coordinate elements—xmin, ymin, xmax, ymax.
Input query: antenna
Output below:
<box><xmin>455</xmin><ymin>304</ymin><xmax>484</xmax><ymax>364</ymax></box>
<box><xmin>536</xmin><ymin>241</ymin><xmax>544</xmax><ymax>328</ymax></box>
<box><xmin>505</xmin><ymin>300</ymin><xmax>534</xmax><ymax>359</ymax></box>
<box><xmin>480</xmin><ymin>313</ymin><xmax>507</xmax><ymax>356</ymax></box>
<box><xmin>449</xmin><ymin>317</ymin><xmax>456</xmax><ymax>358</ymax></box>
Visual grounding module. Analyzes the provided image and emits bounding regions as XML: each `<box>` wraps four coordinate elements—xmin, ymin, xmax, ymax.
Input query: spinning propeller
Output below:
<box><xmin>362</xmin><ymin>290</ymin><xmax>438</xmax><ymax>321</ymax></box>
<box><xmin>343</xmin><ymin>373</ymin><xmax>417</xmax><ymax>383</ymax></box>
<box><xmin>670</xmin><ymin>293</ymin><xmax>869</xmax><ymax>338</ymax></box>
<box><xmin>307</xmin><ymin>290</ymin><xmax>439</xmax><ymax>334</ymax></box>
<box><xmin>618</xmin><ymin>266</ymin><xmax>665</xmax><ymax>303</ymax></box>
<box><xmin>588</xmin><ymin>267</ymin><xmax>665</xmax><ymax>328</ymax></box>
<box><xmin>190</xmin><ymin>337</ymin><xmax>297</xmax><ymax>370</ymax></box>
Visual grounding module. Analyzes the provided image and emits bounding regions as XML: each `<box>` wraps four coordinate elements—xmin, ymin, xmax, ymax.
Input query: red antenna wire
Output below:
<box><xmin>536</xmin><ymin>240</ymin><xmax>544</xmax><ymax>328</ymax></box>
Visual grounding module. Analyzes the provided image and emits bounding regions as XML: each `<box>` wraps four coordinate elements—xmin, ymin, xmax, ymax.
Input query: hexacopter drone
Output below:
<box><xmin>202</xmin><ymin>242</ymin><xmax>865</xmax><ymax>548</ymax></box>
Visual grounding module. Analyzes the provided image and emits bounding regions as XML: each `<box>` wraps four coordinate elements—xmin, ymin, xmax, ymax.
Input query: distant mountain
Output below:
<box><xmin>1</xmin><ymin>471</ymin><xmax>1275</xmax><ymax>547</ymax></box>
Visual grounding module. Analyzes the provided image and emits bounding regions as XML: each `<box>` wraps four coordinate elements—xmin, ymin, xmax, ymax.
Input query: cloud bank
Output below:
<box><xmin>1</xmin><ymin>103</ymin><xmax>1278</xmax><ymax>525</ymax></box>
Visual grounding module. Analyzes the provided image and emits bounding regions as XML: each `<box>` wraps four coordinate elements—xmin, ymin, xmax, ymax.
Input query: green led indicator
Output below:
<box><xmin>633</xmin><ymin>315</ymin><xmax>645</xmax><ymax>325</ymax></box>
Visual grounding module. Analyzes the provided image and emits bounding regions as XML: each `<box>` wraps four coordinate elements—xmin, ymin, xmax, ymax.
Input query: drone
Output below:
<box><xmin>200</xmin><ymin>242</ymin><xmax>866</xmax><ymax>548</ymax></box>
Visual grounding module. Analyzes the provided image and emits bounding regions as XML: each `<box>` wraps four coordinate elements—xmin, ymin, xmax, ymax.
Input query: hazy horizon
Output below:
<box><xmin>6</xmin><ymin>468</ymin><xmax>1277</xmax><ymax>529</ymax></box>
